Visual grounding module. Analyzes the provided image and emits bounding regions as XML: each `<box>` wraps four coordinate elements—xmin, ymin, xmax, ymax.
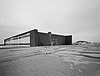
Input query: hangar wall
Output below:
<box><xmin>4</xmin><ymin>29</ymin><xmax>72</xmax><ymax>47</ymax></box>
<box><xmin>30</xmin><ymin>29</ymin><xmax>72</xmax><ymax>47</ymax></box>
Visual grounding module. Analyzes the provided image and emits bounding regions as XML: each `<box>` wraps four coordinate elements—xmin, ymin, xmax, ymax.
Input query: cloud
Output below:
<box><xmin>0</xmin><ymin>0</ymin><xmax>100</xmax><ymax>43</ymax></box>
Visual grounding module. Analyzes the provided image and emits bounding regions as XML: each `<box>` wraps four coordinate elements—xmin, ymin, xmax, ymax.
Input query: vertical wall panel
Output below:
<box><xmin>38</xmin><ymin>32</ymin><xmax>50</xmax><ymax>46</ymax></box>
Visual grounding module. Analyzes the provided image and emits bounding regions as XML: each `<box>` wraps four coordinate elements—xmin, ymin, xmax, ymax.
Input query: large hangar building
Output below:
<box><xmin>4</xmin><ymin>29</ymin><xmax>72</xmax><ymax>47</ymax></box>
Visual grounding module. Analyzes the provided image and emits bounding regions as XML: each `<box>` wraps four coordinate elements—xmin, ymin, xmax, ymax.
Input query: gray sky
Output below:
<box><xmin>0</xmin><ymin>0</ymin><xmax>100</xmax><ymax>43</ymax></box>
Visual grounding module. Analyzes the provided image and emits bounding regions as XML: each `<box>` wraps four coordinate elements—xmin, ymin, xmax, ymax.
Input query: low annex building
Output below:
<box><xmin>4</xmin><ymin>29</ymin><xmax>72</xmax><ymax>47</ymax></box>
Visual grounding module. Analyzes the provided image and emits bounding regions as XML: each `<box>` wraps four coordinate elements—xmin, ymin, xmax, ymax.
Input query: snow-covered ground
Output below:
<box><xmin>0</xmin><ymin>45</ymin><xmax>100</xmax><ymax>76</ymax></box>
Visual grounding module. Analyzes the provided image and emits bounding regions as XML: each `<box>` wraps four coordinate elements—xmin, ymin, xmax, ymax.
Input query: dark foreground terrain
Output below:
<box><xmin>0</xmin><ymin>45</ymin><xmax>100</xmax><ymax>76</ymax></box>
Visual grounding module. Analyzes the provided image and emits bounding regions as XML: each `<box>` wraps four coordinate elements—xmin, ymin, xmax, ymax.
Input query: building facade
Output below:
<box><xmin>4</xmin><ymin>29</ymin><xmax>72</xmax><ymax>47</ymax></box>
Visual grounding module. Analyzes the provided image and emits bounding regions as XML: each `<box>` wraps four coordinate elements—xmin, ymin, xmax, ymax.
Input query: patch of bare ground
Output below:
<box><xmin>0</xmin><ymin>45</ymin><xmax>100</xmax><ymax>76</ymax></box>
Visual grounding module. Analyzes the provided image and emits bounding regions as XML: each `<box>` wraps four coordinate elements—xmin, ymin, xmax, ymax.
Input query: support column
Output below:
<box><xmin>4</xmin><ymin>39</ymin><xmax>6</xmax><ymax>45</ymax></box>
<box><xmin>30</xmin><ymin>29</ymin><xmax>38</xmax><ymax>47</ymax></box>
<box><xmin>48</xmin><ymin>32</ymin><xmax>52</xmax><ymax>46</ymax></box>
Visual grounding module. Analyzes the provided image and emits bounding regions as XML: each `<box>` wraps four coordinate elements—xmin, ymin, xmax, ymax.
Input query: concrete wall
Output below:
<box><xmin>38</xmin><ymin>32</ymin><xmax>50</xmax><ymax>46</ymax></box>
<box><xmin>51</xmin><ymin>34</ymin><xmax>66</xmax><ymax>45</ymax></box>
<box><xmin>30</xmin><ymin>29</ymin><xmax>38</xmax><ymax>46</ymax></box>
<box><xmin>4</xmin><ymin>29</ymin><xmax>72</xmax><ymax>47</ymax></box>
<box><xmin>65</xmin><ymin>35</ymin><xmax>72</xmax><ymax>45</ymax></box>
<box><xmin>51</xmin><ymin>34</ymin><xmax>72</xmax><ymax>45</ymax></box>
<box><xmin>30</xmin><ymin>29</ymin><xmax>72</xmax><ymax>47</ymax></box>
<box><xmin>30</xmin><ymin>30</ymin><xmax>50</xmax><ymax>46</ymax></box>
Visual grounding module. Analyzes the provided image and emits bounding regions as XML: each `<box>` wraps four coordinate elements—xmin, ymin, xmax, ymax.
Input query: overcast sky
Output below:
<box><xmin>0</xmin><ymin>0</ymin><xmax>100</xmax><ymax>43</ymax></box>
